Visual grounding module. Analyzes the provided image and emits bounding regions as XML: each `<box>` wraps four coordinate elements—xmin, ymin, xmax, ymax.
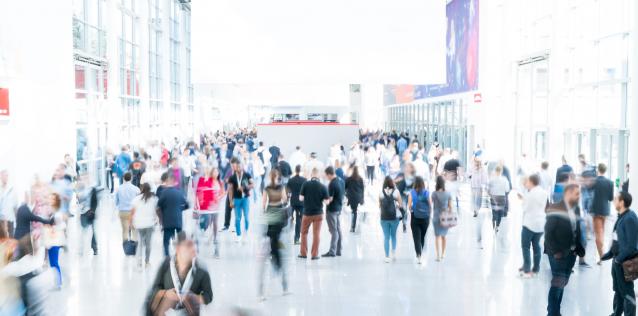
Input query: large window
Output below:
<box><xmin>73</xmin><ymin>0</ymin><xmax>107</xmax><ymax>58</ymax></box>
<box><xmin>169</xmin><ymin>0</ymin><xmax>181</xmax><ymax>126</ymax></box>
<box><xmin>120</xmin><ymin>0</ymin><xmax>140</xmax><ymax>131</ymax></box>
<box><xmin>149</xmin><ymin>0</ymin><xmax>163</xmax><ymax>126</ymax></box>
<box><xmin>184</xmin><ymin>9</ymin><xmax>194</xmax><ymax>130</ymax></box>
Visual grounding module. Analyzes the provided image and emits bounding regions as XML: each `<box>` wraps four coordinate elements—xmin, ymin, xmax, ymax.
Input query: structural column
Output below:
<box><xmin>630</xmin><ymin>1</ymin><xmax>638</xmax><ymax>200</ymax></box>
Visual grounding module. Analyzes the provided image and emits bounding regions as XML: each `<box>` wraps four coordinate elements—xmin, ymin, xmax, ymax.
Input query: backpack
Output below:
<box><xmin>411</xmin><ymin>190</ymin><xmax>430</xmax><ymax>219</ymax></box>
<box><xmin>380</xmin><ymin>189</ymin><xmax>397</xmax><ymax>220</ymax></box>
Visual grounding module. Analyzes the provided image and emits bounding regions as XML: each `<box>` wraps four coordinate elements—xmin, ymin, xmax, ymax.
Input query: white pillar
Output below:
<box><xmin>630</xmin><ymin>1</ymin><xmax>638</xmax><ymax>201</ymax></box>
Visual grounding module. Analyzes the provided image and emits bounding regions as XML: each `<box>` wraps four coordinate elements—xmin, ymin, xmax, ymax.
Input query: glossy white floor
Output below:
<box><xmin>52</xmin><ymin>183</ymin><xmax>617</xmax><ymax>316</ymax></box>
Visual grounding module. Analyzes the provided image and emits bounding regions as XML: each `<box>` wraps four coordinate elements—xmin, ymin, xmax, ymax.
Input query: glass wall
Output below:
<box><xmin>149</xmin><ymin>0</ymin><xmax>162</xmax><ymax>129</ymax></box>
<box><xmin>120</xmin><ymin>0</ymin><xmax>141</xmax><ymax>138</ymax></box>
<box><xmin>169</xmin><ymin>0</ymin><xmax>181</xmax><ymax>127</ymax></box>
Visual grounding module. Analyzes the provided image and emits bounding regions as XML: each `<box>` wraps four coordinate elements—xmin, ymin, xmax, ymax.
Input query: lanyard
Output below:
<box><xmin>236</xmin><ymin>172</ymin><xmax>244</xmax><ymax>187</ymax></box>
<box><xmin>170</xmin><ymin>257</ymin><xmax>196</xmax><ymax>304</ymax></box>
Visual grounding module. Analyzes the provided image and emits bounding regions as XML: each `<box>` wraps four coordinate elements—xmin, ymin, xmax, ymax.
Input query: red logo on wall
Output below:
<box><xmin>473</xmin><ymin>93</ymin><xmax>482</xmax><ymax>103</ymax></box>
<box><xmin>0</xmin><ymin>88</ymin><xmax>9</xmax><ymax>117</ymax></box>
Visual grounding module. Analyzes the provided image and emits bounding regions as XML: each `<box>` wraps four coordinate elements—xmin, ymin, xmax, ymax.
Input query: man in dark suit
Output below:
<box><xmin>592</xmin><ymin>163</ymin><xmax>614</xmax><ymax>264</ymax></box>
<box><xmin>544</xmin><ymin>184</ymin><xmax>586</xmax><ymax>316</ymax></box>
<box><xmin>286</xmin><ymin>165</ymin><xmax>307</xmax><ymax>244</ymax></box>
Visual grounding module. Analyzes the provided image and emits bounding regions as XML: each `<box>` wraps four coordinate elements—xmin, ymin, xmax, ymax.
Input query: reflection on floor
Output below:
<box><xmin>54</xmin><ymin>184</ymin><xmax>614</xmax><ymax>316</ymax></box>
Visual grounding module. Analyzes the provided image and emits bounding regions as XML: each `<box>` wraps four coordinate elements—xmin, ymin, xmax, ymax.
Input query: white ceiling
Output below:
<box><xmin>192</xmin><ymin>0</ymin><xmax>447</xmax><ymax>84</ymax></box>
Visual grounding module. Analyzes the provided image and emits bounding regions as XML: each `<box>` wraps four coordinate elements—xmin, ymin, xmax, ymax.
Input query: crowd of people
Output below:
<box><xmin>0</xmin><ymin>127</ymin><xmax>636</xmax><ymax>316</ymax></box>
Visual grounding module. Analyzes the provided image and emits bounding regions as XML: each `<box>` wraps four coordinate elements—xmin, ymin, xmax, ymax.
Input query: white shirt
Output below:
<box><xmin>289</xmin><ymin>150</ymin><xmax>306</xmax><ymax>170</ymax></box>
<box><xmin>521</xmin><ymin>186</ymin><xmax>548</xmax><ymax>232</ymax></box>
<box><xmin>412</xmin><ymin>159</ymin><xmax>430</xmax><ymax>182</ymax></box>
<box><xmin>539</xmin><ymin>170</ymin><xmax>553</xmax><ymax>198</ymax></box>
<box><xmin>488</xmin><ymin>176</ymin><xmax>510</xmax><ymax>196</ymax></box>
<box><xmin>468</xmin><ymin>166</ymin><xmax>488</xmax><ymax>189</ymax></box>
<box><xmin>131</xmin><ymin>195</ymin><xmax>158</xmax><ymax>229</ymax></box>
<box><xmin>0</xmin><ymin>185</ymin><xmax>17</xmax><ymax>222</ymax></box>
<box><xmin>304</xmin><ymin>159</ymin><xmax>324</xmax><ymax>179</ymax></box>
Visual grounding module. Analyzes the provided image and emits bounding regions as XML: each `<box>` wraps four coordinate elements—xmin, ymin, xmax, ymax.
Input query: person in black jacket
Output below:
<box><xmin>591</xmin><ymin>163</ymin><xmax>614</xmax><ymax>263</ymax></box>
<box><xmin>157</xmin><ymin>175</ymin><xmax>189</xmax><ymax>256</ymax></box>
<box><xmin>13</xmin><ymin>204</ymin><xmax>54</xmax><ymax>241</ymax></box>
<box><xmin>345</xmin><ymin>166</ymin><xmax>365</xmax><ymax>233</ymax></box>
<box><xmin>276</xmin><ymin>154</ymin><xmax>292</xmax><ymax>186</ymax></box>
<box><xmin>146</xmin><ymin>232</ymin><xmax>212</xmax><ymax>316</ymax></box>
<box><xmin>544</xmin><ymin>184</ymin><xmax>586</xmax><ymax>316</ymax></box>
<box><xmin>286</xmin><ymin>165</ymin><xmax>306</xmax><ymax>244</ymax></box>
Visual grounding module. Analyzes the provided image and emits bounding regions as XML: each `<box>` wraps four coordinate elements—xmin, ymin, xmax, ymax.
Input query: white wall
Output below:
<box><xmin>0</xmin><ymin>0</ymin><xmax>75</xmax><ymax>197</ymax></box>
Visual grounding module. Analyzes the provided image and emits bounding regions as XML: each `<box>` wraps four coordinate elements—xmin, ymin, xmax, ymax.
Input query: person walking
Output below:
<box><xmin>228</xmin><ymin>157</ymin><xmax>254</xmax><ymax>242</ymax></box>
<box><xmin>591</xmin><ymin>163</ymin><xmax>614</xmax><ymax>264</ymax></box>
<box><xmin>259</xmin><ymin>169</ymin><xmax>289</xmax><ymax>299</ymax></box>
<box><xmin>157</xmin><ymin>175</ymin><xmax>189</xmax><ymax>256</ymax></box>
<box><xmin>364</xmin><ymin>146</ymin><xmax>377</xmax><ymax>185</ymax></box>
<box><xmin>488</xmin><ymin>166</ymin><xmax>510</xmax><ymax>233</ymax></box>
<box><xmin>298</xmin><ymin>168</ymin><xmax>329</xmax><ymax>260</ymax></box>
<box><xmin>129</xmin><ymin>183</ymin><xmax>158</xmax><ymax>269</ymax></box>
<box><xmin>379</xmin><ymin>176</ymin><xmax>403</xmax><ymax>263</ymax></box>
<box><xmin>407</xmin><ymin>176</ymin><xmax>431</xmax><ymax>264</ymax></box>
<box><xmin>116</xmin><ymin>172</ymin><xmax>140</xmax><ymax>245</ymax></box>
<box><xmin>345</xmin><ymin>166</ymin><xmax>365</xmax><ymax>233</ymax></box>
<box><xmin>431</xmin><ymin>176</ymin><xmax>452</xmax><ymax>261</ymax></box>
<box><xmin>43</xmin><ymin>193</ymin><xmax>67</xmax><ymax>288</ymax></box>
<box><xmin>323</xmin><ymin>166</ymin><xmax>344</xmax><ymax>258</ymax></box>
<box><xmin>114</xmin><ymin>146</ymin><xmax>132</xmax><ymax>185</ymax></box>
<box><xmin>77</xmin><ymin>178</ymin><xmax>99</xmax><ymax>256</ymax></box>
<box><xmin>605</xmin><ymin>191</ymin><xmax>637</xmax><ymax>316</ymax></box>
<box><xmin>0</xmin><ymin>170</ymin><xmax>17</xmax><ymax>238</ymax></box>
<box><xmin>517</xmin><ymin>174</ymin><xmax>548</xmax><ymax>278</ymax></box>
<box><xmin>287</xmin><ymin>165</ymin><xmax>307</xmax><ymax>244</ymax></box>
<box><xmin>468</xmin><ymin>158</ymin><xmax>487</xmax><ymax>217</ymax></box>
<box><xmin>544</xmin><ymin>184</ymin><xmax>586</xmax><ymax>316</ymax></box>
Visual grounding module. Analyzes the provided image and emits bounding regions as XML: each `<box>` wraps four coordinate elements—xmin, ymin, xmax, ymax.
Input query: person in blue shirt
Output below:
<box><xmin>396</xmin><ymin>134</ymin><xmax>408</xmax><ymax>157</ymax></box>
<box><xmin>115</xmin><ymin>146</ymin><xmax>132</xmax><ymax>184</ymax></box>
<box><xmin>157</xmin><ymin>174</ymin><xmax>189</xmax><ymax>256</ymax></box>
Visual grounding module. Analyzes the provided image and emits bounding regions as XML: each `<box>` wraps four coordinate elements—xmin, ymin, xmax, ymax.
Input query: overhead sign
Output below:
<box><xmin>0</xmin><ymin>88</ymin><xmax>9</xmax><ymax>117</ymax></box>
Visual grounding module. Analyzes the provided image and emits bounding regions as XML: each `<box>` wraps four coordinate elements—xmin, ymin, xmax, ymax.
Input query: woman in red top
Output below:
<box><xmin>196</xmin><ymin>167</ymin><xmax>225</xmax><ymax>258</ymax></box>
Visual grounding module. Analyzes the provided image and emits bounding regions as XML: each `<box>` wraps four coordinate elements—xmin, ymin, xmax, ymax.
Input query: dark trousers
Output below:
<box><xmin>293</xmin><ymin>206</ymin><xmax>303</xmax><ymax>242</ymax></box>
<box><xmin>80</xmin><ymin>214</ymin><xmax>97</xmax><ymax>253</ymax></box>
<box><xmin>612</xmin><ymin>261</ymin><xmax>636</xmax><ymax>316</ymax></box>
<box><xmin>547</xmin><ymin>252</ymin><xmax>577</xmax><ymax>316</ymax></box>
<box><xmin>521</xmin><ymin>226</ymin><xmax>543</xmax><ymax>273</ymax></box>
<box><xmin>106</xmin><ymin>171</ymin><xmax>114</xmax><ymax>193</ymax></box>
<box><xmin>162</xmin><ymin>227</ymin><xmax>181</xmax><ymax>256</ymax></box>
<box><xmin>350</xmin><ymin>203</ymin><xmax>359</xmax><ymax>230</ymax></box>
<box><xmin>266</xmin><ymin>223</ymin><xmax>284</xmax><ymax>271</ymax></box>
<box><xmin>1</xmin><ymin>220</ymin><xmax>14</xmax><ymax>238</ymax></box>
<box><xmin>223</xmin><ymin>196</ymin><xmax>232</xmax><ymax>229</ymax></box>
<box><xmin>410</xmin><ymin>216</ymin><xmax>429</xmax><ymax>257</ymax></box>
<box><xmin>366</xmin><ymin>166</ymin><xmax>375</xmax><ymax>184</ymax></box>
<box><xmin>492</xmin><ymin>209</ymin><xmax>504</xmax><ymax>229</ymax></box>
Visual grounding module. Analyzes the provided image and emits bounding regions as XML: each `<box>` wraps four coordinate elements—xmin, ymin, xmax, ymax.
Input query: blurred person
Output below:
<box><xmin>468</xmin><ymin>158</ymin><xmax>488</xmax><ymax>217</ymax></box>
<box><xmin>268</xmin><ymin>143</ymin><xmax>281</xmax><ymax>169</ymax></box>
<box><xmin>345</xmin><ymin>166</ymin><xmax>364</xmax><ymax>233</ymax></box>
<box><xmin>63</xmin><ymin>153</ymin><xmax>77</xmax><ymax>181</ymax></box>
<box><xmin>289</xmin><ymin>146</ymin><xmax>307</xmax><ymax>175</ymax></box>
<box><xmin>592</xmin><ymin>163</ymin><xmax>614</xmax><ymax>264</ymax></box>
<box><xmin>141</xmin><ymin>160</ymin><xmax>163</xmax><ymax>193</ymax></box>
<box><xmin>180</xmin><ymin>149</ymin><xmax>197</xmax><ymax>195</ymax></box>
<box><xmin>555</xmin><ymin>155</ymin><xmax>573</xmax><ymax>185</ymax></box>
<box><xmin>76</xmin><ymin>177</ymin><xmax>99</xmax><ymax>256</ymax></box>
<box><xmin>106</xmin><ymin>150</ymin><xmax>115</xmax><ymax>193</ymax></box>
<box><xmin>605</xmin><ymin>191</ymin><xmax>637</xmax><ymax>316</ymax></box>
<box><xmin>0</xmin><ymin>223</ymin><xmax>21</xmax><ymax>315</ymax></box>
<box><xmin>157</xmin><ymin>174</ymin><xmax>189</xmax><ymax>256</ymax></box>
<box><xmin>436</xmin><ymin>148</ymin><xmax>452</xmax><ymax>176</ymax></box>
<box><xmin>50</xmin><ymin>164</ymin><xmax>73</xmax><ymax>216</ymax></box>
<box><xmin>396</xmin><ymin>134</ymin><xmax>407</xmax><ymax>157</ymax></box>
<box><xmin>364</xmin><ymin>146</ymin><xmax>377</xmax><ymax>185</ymax></box>
<box><xmin>116</xmin><ymin>172</ymin><xmax>140</xmax><ymax>245</ymax></box>
<box><xmin>303</xmin><ymin>152</ymin><xmax>324</xmax><ymax>180</ymax></box>
<box><xmin>622</xmin><ymin>163</ymin><xmax>630</xmax><ymax>193</ymax></box>
<box><xmin>0</xmin><ymin>169</ymin><xmax>18</xmax><ymax>238</ymax></box>
<box><xmin>249</xmin><ymin>151</ymin><xmax>265</xmax><ymax>199</ymax></box>
<box><xmin>130</xmin><ymin>183</ymin><xmax>158</xmax><ymax>269</ymax></box>
<box><xmin>13</xmin><ymin>203</ymin><xmax>54</xmax><ymax>242</ymax></box>
<box><xmin>43</xmin><ymin>193</ymin><xmax>66</xmax><ymax>288</ymax></box>
<box><xmin>407</xmin><ymin>176</ymin><xmax>431</xmax><ymax>264</ymax></box>
<box><xmin>145</xmin><ymin>232</ymin><xmax>213</xmax><ymax>316</ymax></box>
<box><xmin>130</xmin><ymin>151</ymin><xmax>147</xmax><ymax>188</ymax></box>
<box><xmin>298</xmin><ymin>168</ymin><xmax>329</xmax><ymax>260</ymax></box>
<box><xmin>195</xmin><ymin>167</ymin><xmax>224</xmax><ymax>257</ymax></box>
<box><xmin>286</xmin><ymin>165</ymin><xmax>307</xmax><ymax>244</ymax></box>
<box><xmin>228</xmin><ymin>157</ymin><xmax>253</xmax><ymax>242</ymax></box>
<box><xmin>334</xmin><ymin>159</ymin><xmax>345</xmax><ymax>182</ymax></box>
<box><xmin>431</xmin><ymin>176</ymin><xmax>452</xmax><ymax>261</ymax></box>
<box><xmin>168</xmin><ymin>157</ymin><xmax>186</xmax><ymax>192</ymax></box>
<box><xmin>517</xmin><ymin>174</ymin><xmax>547</xmax><ymax>278</ymax></box>
<box><xmin>488</xmin><ymin>166</ymin><xmax>510</xmax><ymax>233</ymax></box>
<box><xmin>544</xmin><ymin>184</ymin><xmax>586</xmax><ymax>316</ymax></box>
<box><xmin>539</xmin><ymin>161</ymin><xmax>554</xmax><ymax>201</ymax></box>
<box><xmin>323</xmin><ymin>166</ymin><xmax>344</xmax><ymax>258</ymax></box>
<box><xmin>579</xmin><ymin>154</ymin><xmax>596</xmax><ymax>239</ymax></box>
<box><xmin>379</xmin><ymin>176</ymin><xmax>403</xmax><ymax>263</ymax></box>
<box><xmin>114</xmin><ymin>146</ymin><xmax>132</xmax><ymax>185</ymax></box>
<box><xmin>258</xmin><ymin>169</ymin><xmax>289</xmax><ymax>300</ymax></box>
<box><xmin>207</xmin><ymin>167</ymin><xmax>226</xmax><ymax>257</ymax></box>
<box><xmin>276</xmin><ymin>154</ymin><xmax>293</xmax><ymax>186</ymax></box>
<box><xmin>396</xmin><ymin>163</ymin><xmax>416</xmax><ymax>233</ymax></box>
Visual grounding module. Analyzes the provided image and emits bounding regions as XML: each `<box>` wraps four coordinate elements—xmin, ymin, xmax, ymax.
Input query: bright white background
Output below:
<box><xmin>192</xmin><ymin>0</ymin><xmax>446</xmax><ymax>84</ymax></box>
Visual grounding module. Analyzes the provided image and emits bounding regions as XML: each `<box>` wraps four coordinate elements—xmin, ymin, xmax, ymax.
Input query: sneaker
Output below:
<box><xmin>235</xmin><ymin>236</ymin><xmax>242</xmax><ymax>243</ymax></box>
<box><xmin>220</xmin><ymin>227</ymin><xmax>229</xmax><ymax>232</ymax></box>
<box><xmin>384</xmin><ymin>257</ymin><xmax>391</xmax><ymax>263</ymax></box>
<box><xmin>579</xmin><ymin>261</ymin><xmax>591</xmax><ymax>268</ymax></box>
<box><xmin>294</xmin><ymin>240</ymin><xmax>300</xmax><ymax>245</ymax></box>
<box><xmin>435</xmin><ymin>257</ymin><xmax>441</xmax><ymax>262</ymax></box>
<box><xmin>416</xmin><ymin>256</ymin><xmax>422</xmax><ymax>264</ymax></box>
<box><xmin>350</xmin><ymin>228</ymin><xmax>355</xmax><ymax>233</ymax></box>
<box><xmin>297</xmin><ymin>255</ymin><xmax>307</xmax><ymax>259</ymax></box>
<box><xmin>473</xmin><ymin>211</ymin><xmax>478</xmax><ymax>217</ymax></box>
<box><xmin>145</xmin><ymin>262</ymin><xmax>151</xmax><ymax>269</ymax></box>
<box><xmin>311</xmin><ymin>256</ymin><xmax>320</xmax><ymax>260</ymax></box>
<box><xmin>322</xmin><ymin>252</ymin><xmax>335</xmax><ymax>258</ymax></box>
<box><xmin>520</xmin><ymin>272</ymin><xmax>533</xmax><ymax>279</ymax></box>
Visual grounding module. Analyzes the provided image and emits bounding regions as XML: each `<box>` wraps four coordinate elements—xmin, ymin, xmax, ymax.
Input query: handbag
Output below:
<box><xmin>440</xmin><ymin>210</ymin><xmax>458</xmax><ymax>228</ymax></box>
<box><xmin>122</xmin><ymin>231</ymin><xmax>138</xmax><ymax>256</ymax></box>
<box><xmin>395</xmin><ymin>206</ymin><xmax>406</xmax><ymax>221</ymax></box>
<box><xmin>622</xmin><ymin>254</ymin><xmax>638</xmax><ymax>282</ymax></box>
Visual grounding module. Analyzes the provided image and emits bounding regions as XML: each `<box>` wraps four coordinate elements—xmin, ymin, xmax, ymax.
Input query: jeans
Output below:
<box><xmin>612</xmin><ymin>261</ymin><xmax>636</xmax><ymax>316</ymax></box>
<box><xmin>162</xmin><ymin>227</ymin><xmax>181</xmax><ymax>256</ymax></box>
<box><xmin>300</xmin><ymin>214</ymin><xmax>323</xmax><ymax>258</ymax></box>
<box><xmin>380</xmin><ymin>219</ymin><xmax>400</xmax><ymax>257</ymax></box>
<box><xmin>224</xmin><ymin>196</ymin><xmax>232</xmax><ymax>229</ymax></box>
<box><xmin>410</xmin><ymin>216</ymin><xmax>429</xmax><ymax>257</ymax></box>
<box><xmin>547</xmin><ymin>252</ymin><xmax>577</xmax><ymax>316</ymax></box>
<box><xmin>471</xmin><ymin>188</ymin><xmax>483</xmax><ymax>212</ymax></box>
<box><xmin>350</xmin><ymin>203</ymin><xmax>359</xmax><ymax>231</ymax></box>
<box><xmin>233</xmin><ymin>198</ymin><xmax>250</xmax><ymax>236</ymax></box>
<box><xmin>80</xmin><ymin>213</ymin><xmax>97</xmax><ymax>254</ymax></box>
<box><xmin>136</xmin><ymin>227</ymin><xmax>153</xmax><ymax>264</ymax></box>
<box><xmin>48</xmin><ymin>246</ymin><xmax>62</xmax><ymax>286</ymax></box>
<box><xmin>521</xmin><ymin>226</ymin><xmax>543</xmax><ymax>273</ymax></box>
<box><xmin>325</xmin><ymin>211</ymin><xmax>342</xmax><ymax>255</ymax></box>
<box><xmin>292</xmin><ymin>206</ymin><xmax>303</xmax><ymax>242</ymax></box>
<box><xmin>366</xmin><ymin>166</ymin><xmax>375</xmax><ymax>184</ymax></box>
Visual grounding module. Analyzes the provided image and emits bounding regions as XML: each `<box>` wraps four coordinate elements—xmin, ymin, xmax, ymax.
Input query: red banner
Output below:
<box><xmin>0</xmin><ymin>88</ymin><xmax>9</xmax><ymax>117</ymax></box>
